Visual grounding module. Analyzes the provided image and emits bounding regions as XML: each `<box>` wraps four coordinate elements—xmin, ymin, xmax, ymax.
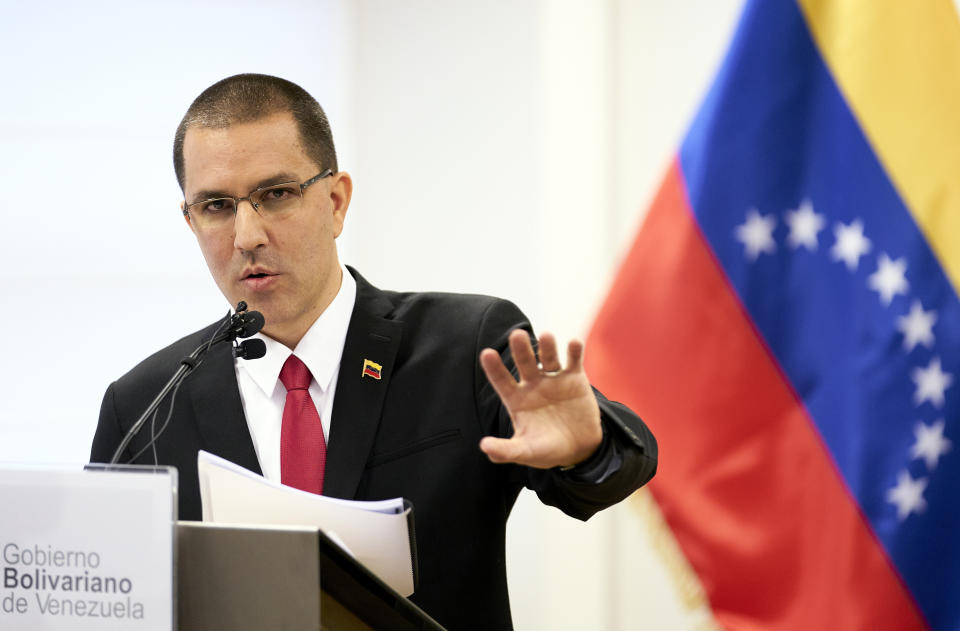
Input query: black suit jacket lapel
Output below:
<box><xmin>324</xmin><ymin>270</ymin><xmax>402</xmax><ymax>499</ymax></box>
<box><xmin>188</xmin><ymin>338</ymin><xmax>263</xmax><ymax>475</ymax></box>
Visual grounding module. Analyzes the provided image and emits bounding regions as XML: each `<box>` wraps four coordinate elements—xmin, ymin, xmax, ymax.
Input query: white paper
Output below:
<box><xmin>196</xmin><ymin>451</ymin><xmax>414</xmax><ymax>596</ymax></box>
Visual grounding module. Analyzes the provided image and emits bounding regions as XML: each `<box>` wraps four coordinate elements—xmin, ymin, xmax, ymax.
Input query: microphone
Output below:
<box><xmin>108</xmin><ymin>301</ymin><xmax>266</xmax><ymax>465</ymax></box>
<box><xmin>203</xmin><ymin>306</ymin><xmax>265</xmax><ymax>346</ymax></box>
<box><xmin>234</xmin><ymin>310</ymin><xmax>265</xmax><ymax>338</ymax></box>
<box><xmin>234</xmin><ymin>338</ymin><xmax>267</xmax><ymax>360</ymax></box>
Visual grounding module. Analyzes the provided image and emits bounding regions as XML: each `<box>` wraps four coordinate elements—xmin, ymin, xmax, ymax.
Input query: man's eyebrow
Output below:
<box><xmin>251</xmin><ymin>173</ymin><xmax>300</xmax><ymax>190</ymax></box>
<box><xmin>189</xmin><ymin>189</ymin><xmax>232</xmax><ymax>204</ymax></box>
<box><xmin>188</xmin><ymin>173</ymin><xmax>301</xmax><ymax>204</ymax></box>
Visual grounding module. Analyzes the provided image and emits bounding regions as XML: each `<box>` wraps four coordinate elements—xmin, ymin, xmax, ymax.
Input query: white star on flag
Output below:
<box><xmin>886</xmin><ymin>470</ymin><xmax>927</xmax><ymax>521</ymax></box>
<box><xmin>831</xmin><ymin>219</ymin><xmax>872</xmax><ymax>271</ymax></box>
<box><xmin>735</xmin><ymin>209</ymin><xmax>776</xmax><ymax>260</ymax></box>
<box><xmin>784</xmin><ymin>200</ymin><xmax>825</xmax><ymax>251</ymax></box>
<box><xmin>912</xmin><ymin>357</ymin><xmax>953</xmax><ymax>408</ymax></box>
<box><xmin>867</xmin><ymin>253</ymin><xmax>909</xmax><ymax>305</ymax></box>
<box><xmin>897</xmin><ymin>300</ymin><xmax>937</xmax><ymax>352</ymax></box>
<box><xmin>910</xmin><ymin>420</ymin><xmax>952</xmax><ymax>470</ymax></box>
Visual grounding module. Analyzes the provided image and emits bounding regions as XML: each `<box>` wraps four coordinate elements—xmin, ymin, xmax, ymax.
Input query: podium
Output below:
<box><xmin>0</xmin><ymin>465</ymin><xmax>440</xmax><ymax>630</ymax></box>
<box><xmin>177</xmin><ymin>522</ymin><xmax>444</xmax><ymax>631</ymax></box>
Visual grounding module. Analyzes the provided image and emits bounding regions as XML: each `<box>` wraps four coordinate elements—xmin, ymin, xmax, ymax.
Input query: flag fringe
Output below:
<box><xmin>632</xmin><ymin>489</ymin><xmax>722</xmax><ymax>630</ymax></box>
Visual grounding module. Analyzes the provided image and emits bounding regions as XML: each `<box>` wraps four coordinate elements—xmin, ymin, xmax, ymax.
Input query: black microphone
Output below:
<box><xmin>204</xmin><ymin>308</ymin><xmax>265</xmax><ymax>347</ymax></box>
<box><xmin>234</xmin><ymin>310</ymin><xmax>265</xmax><ymax>338</ymax></box>
<box><xmin>234</xmin><ymin>338</ymin><xmax>267</xmax><ymax>360</ymax></box>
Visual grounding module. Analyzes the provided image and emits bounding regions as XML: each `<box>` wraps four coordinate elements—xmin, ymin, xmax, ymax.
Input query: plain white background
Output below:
<box><xmin>1</xmin><ymin>1</ymin><xmax>747</xmax><ymax>627</ymax></box>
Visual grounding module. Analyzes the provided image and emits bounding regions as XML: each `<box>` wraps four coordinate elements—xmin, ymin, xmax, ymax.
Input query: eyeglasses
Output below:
<box><xmin>182</xmin><ymin>169</ymin><xmax>334</xmax><ymax>231</ymax></box>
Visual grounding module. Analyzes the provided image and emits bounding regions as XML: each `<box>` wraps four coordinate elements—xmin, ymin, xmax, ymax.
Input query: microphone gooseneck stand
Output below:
<box><xmin>108</xmin><ymin>302</ymin><xmax>265</xmax><ymax>465</ymax></box>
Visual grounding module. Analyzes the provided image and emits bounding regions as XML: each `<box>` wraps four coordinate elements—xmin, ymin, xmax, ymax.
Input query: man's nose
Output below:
<box><xmin>233</xmin><ymin>200</ymin><xmax>268</xmax><ymax>251</ymax></box>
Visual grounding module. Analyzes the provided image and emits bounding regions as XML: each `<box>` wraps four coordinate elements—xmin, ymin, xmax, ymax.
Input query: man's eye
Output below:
<box><xmin>263</xmin><ymin>187</ymin><xmax>296</xmax><ymax>201</ymax></box>
<box><xmin>202</xmin><ymin>199</ymin><xmax>235</xmax><ymax>215</ymax></box>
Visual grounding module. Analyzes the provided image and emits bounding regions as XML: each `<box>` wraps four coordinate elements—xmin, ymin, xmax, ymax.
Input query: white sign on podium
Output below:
<box><xmin>0</xmin><ymin>464</ymin><xmax>176</xmax><ymax>630</ymax></box>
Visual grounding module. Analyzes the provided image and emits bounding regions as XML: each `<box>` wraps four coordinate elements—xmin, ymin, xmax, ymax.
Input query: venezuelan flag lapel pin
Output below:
<box><xmin>362</xmin><ymin>358</ymin><xmax>383</xmax><ymax>380</ymax></box>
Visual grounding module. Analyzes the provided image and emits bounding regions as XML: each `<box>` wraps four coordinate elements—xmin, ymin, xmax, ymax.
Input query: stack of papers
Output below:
<box><xmin>196</xmin><ymin>451</ymin><xmax>415</xmax><ymax>596</ymax></box>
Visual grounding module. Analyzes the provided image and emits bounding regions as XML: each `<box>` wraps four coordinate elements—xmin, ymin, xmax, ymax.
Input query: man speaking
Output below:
<box><xmin>90</xmin><ymin>73</ymin><xmax>657</xmax><ymax>630</ymax></box>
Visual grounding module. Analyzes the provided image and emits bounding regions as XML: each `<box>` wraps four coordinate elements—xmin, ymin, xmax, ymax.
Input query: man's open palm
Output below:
<box><xmin>479</xmin><ymin>330</ymin><xmax>603</xmax><ymax>469</ymax></box>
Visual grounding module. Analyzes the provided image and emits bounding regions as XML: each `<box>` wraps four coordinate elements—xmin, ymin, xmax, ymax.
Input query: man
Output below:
<box><xmin>91</xmin><ymin>74</ymin><xmax>657</xmax><ymax>630</ymax></box>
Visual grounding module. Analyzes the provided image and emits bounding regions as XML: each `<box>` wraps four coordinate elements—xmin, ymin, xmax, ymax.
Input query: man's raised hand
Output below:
<box><xmin>478</xmin><ymin>330</ymin><xmax>603</xmax><ymax>469</ymax></box>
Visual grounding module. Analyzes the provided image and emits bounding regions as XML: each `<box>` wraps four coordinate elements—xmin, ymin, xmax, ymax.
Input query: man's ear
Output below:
<box><xmin>329</xmin><ymin>171</ymin><xmax>353</xmax><ymax>238</ymax></box>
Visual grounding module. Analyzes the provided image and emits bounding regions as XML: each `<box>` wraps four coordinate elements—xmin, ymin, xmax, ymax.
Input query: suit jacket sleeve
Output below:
<box><xmin>473</xmin><ymin>298</ymin><xmax>658</xmax><ymax>521</ymax></box>
<box><xmin>90</xmin><ymin>381</ymin><xmax>129</xmax><ymax>464</ymax></box>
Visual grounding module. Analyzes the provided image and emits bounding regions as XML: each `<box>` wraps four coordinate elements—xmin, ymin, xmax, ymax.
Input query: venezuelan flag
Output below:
<box><xmin>362</xmin><ymin>359</ymin><xmax>383</xmax><ymax>380</ymax></box>
<box><xmin>586</xmin><ymin>1</ymin><xmax>960</xmax><ymax>629</ymax></box>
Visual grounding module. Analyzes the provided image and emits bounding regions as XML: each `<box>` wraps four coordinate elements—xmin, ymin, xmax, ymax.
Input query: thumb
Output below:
<box><xmin>479</xmin><ymin>436</ymin><xmax>527</xmax><ymax>464</ymax></box>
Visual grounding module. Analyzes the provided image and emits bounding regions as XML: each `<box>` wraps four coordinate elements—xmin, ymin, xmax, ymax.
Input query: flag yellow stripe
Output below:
<box><xmin>797</xmin><ymin>0</ymin><xmax>960</xmax><ymax>295</ymax></box>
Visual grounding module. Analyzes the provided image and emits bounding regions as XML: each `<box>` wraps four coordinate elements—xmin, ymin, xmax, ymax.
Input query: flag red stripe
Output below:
<box><xmin>585</xmin><ymin>159</ymin><xmax>926</xmax><ymax>630</ymax></box>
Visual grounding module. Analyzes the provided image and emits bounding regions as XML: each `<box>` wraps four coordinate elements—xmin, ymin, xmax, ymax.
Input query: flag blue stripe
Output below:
<box><xmin>679</xmin><ymin>0</ymin><xmax>960</xmax><ymax>628</ymax></box>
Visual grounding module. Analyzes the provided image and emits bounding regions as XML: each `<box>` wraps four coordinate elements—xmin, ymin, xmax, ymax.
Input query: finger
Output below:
<box><xmin>538</xmin><ymin>332</ymin><xmax>562</xmax><ymax>373</ymax></box>
<box><xmin>479</xmin><ymin>436</ymin><xmax>527</xmax><ymax>464</ymax></box>
<box><xmin>565</xmin><ymin>338</ymin><xmax>584</xmax><ymax>373</ymax></box>
<box><xmin>479</xmin><ymin>347</ymin><xmax>519</xmax><ymax>399</ymax></box>
<box><xmin>509</xmin><ymin>329</ymin><xmax>541</xmax><ymax>382</ymax></box>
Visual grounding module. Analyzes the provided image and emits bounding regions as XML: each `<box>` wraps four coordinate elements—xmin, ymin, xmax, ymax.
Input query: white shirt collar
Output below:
<box><xmin>236</xmin><ymin>264</ymin><xmax>357</xmax><ymax>396</ymax></box>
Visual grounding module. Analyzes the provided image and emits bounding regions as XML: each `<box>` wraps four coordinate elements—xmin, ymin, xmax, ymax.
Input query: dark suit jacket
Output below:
<box><xmin>91</xmin><ymin>268</ymin><xmax>657</xmax><ymax>630</ymax></box>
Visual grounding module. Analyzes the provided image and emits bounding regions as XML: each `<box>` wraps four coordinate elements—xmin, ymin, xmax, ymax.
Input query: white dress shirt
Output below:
<box><xmin>234</xmin><ymin>265</ymin><xmax>357</xmax><ymax>482</ymax></box>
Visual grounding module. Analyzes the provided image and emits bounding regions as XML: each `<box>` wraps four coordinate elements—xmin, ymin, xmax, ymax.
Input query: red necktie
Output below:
<box><xmin>279</xmin><ymin>354</ymin><xmax>326</xmax><ymax>494</ymax></box>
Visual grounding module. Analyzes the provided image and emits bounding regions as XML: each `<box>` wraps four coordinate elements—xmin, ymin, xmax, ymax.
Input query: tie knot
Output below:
<box><xmin>279</xmin><ymin>354</ymin><xmax>313</xmax><ymax>391</ymax></box>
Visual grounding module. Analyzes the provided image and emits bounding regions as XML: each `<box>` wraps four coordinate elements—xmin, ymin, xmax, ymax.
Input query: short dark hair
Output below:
<box><xmin>173</xmin><ymin>73</ymin><xmax>338</xmax><ymax>191</ymax></box>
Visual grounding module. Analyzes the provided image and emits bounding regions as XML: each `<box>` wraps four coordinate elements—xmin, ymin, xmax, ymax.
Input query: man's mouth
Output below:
<box><xmin>241</xmin><ymin>266</ymin><xmax>276</xmax><ymax>280</ymax></box>
<box><xmin>240</xmin><ymin>269</ymin><xmax>279</xmax><ymax>290</ymax></box>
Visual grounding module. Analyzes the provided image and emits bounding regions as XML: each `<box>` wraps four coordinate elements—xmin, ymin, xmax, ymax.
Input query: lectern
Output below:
<box><xmin>0</xmin><ymin>466</ymin><xmax>437</xmax><ymax>630</ymax></box>
<box><xmin>177</xmin><ymin>522</ymin><xmax>444</xmax><ymax>631</ymax></box>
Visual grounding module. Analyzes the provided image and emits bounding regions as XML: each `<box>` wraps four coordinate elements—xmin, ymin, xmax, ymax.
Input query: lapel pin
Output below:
<box><xmin>362</xmin><ymin>359</ymin><xmax>383</xmax><ymax>380</ymax></box>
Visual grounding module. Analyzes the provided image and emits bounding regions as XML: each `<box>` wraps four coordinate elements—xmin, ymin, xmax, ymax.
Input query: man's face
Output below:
<box><xmin>181</xmin><ymin>112</ymin><xmax>351</xmax><ymax>349</ymax></box>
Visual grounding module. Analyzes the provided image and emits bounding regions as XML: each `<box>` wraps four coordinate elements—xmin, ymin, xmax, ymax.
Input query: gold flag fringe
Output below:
<box><xmin>632</xmin><ymin>488</ymin><xmax>723</xmax><ymax>631</ymax></box>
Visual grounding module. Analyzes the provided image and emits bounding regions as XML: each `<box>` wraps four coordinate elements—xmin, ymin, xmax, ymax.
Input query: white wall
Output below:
<box><xmin>0</xmin><ymin>1</ymin><xmax>743</xmax><ymax>628</ymax></box>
